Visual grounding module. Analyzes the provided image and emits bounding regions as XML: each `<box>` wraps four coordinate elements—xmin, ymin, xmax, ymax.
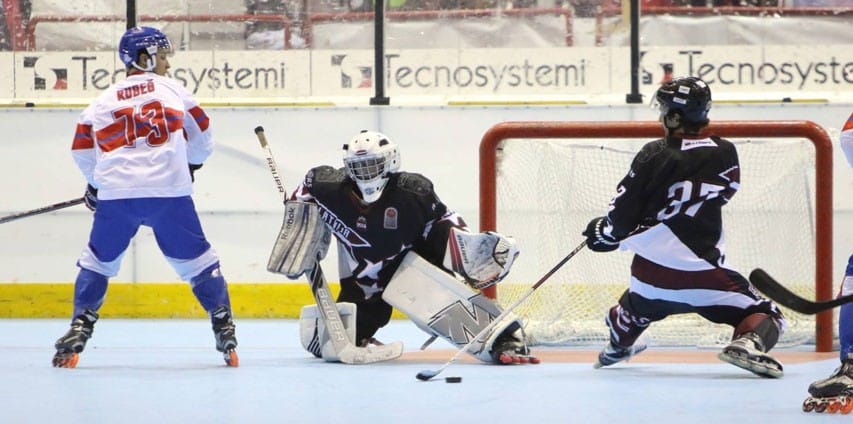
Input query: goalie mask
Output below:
<box><xmin>652</xmin><ymin>76</ymin><xmax>711</xmax><ymax>131</ymax></box>
<box><xmin>118</xmin><ymin>26</ymin><xmax>173</xmax><ymax>72</ymax></box>
<box><xmin>342</xmin><ymin>130</ymin><xmax>400</xmax><ymax>204</ymax></box>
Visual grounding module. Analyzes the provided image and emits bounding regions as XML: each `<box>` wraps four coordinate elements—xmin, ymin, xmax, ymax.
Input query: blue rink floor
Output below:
<box><xmin>0</xmin><ymin>319</ymin><xmax>845</xmax><ymax>423</ymax></box>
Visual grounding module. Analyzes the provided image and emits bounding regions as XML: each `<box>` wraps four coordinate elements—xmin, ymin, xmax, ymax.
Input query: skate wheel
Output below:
<box><xmin>802</xmin><ymin>398</ymin><xmax>816</xmax><ymax>413</ymax></box>
<box><xmin>52</xmin><ymin>353</ymin><xmax>79</xmax><ymax>368</ymax></box>
<box><xmin>814</xmin><ymin>400</ymin><xmax>829</xmax><ymax>413</ymax></box>
<box><xmin>497</xmin><ymin>353</ymin><xmax>513</xmax><ymax>365</ymax></box>
<box><xmin>828</xmin><ymin>400</ymin><xmax>842</xmax><ymax>414</ymax></box>
<box><xmin>840</xmin><ymin>397</ymin><xmax>853</xmax><ymax>414</ymax></box>
<box><xmin>530</xmin><ymin>357</ymin><xmax>541</xmax><ymax>365</ymax></box>
<box><xmin>224</xmin><ymin>350</ymin><xmax>239</xmax><ymax>367</ymax></box>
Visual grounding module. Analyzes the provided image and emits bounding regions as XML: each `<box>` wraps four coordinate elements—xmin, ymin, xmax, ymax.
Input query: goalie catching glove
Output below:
<box><xmin>443</xmin><ymin>228</ymin><xmax>520</xmax><ymax>289</ymax></box>
<box><xmin>583</xmin><ymin>216</ymin><xmax>620</xmax><ymax>252</ymax></box>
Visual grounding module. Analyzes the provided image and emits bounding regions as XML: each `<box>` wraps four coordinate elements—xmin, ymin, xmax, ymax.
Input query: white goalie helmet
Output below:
<box><xmin>342</xmin><ymin>130</ymin><xmax>400</xmax><ymax>203</ymax></box>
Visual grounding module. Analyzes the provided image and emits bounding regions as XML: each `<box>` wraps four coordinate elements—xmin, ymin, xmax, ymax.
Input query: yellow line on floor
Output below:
<box><xmin>0</xmin><ymin>283</ymin><xmax>408</xmax><ymax>319</ymax></box>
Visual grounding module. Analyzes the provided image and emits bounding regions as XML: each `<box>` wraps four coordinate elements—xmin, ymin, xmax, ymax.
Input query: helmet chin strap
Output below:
<box><xmin>663</xmin><ymin>111</ymin><xmax>681</xmax><ymax>130</ymax></box>
<box><xmin>131</xmin><ymin>46</ymin><xmax>159</xmax><ymax>72</ymax></box>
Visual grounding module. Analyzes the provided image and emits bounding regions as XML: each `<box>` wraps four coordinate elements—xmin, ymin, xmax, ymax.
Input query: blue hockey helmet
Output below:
<box><xmin>118</xmin><ymin>26</ymin><xmax>172</xmax><ymax>71</ymax></box>
<box><xmin>654</xmin><ymin>76</ymin><xmax>712</xmax><ymax>128</ymax></box>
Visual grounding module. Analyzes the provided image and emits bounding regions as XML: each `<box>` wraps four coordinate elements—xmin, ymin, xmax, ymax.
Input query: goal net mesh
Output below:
<box><xmin>491</xmin><ymin>135</ymin><xmax>820</xmax><ymax>348</ymax></box>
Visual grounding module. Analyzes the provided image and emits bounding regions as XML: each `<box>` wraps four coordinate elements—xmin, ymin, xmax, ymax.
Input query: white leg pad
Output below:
<box><xmin>382</xmin><ymin>252</ymin><xmax>521</xmax><ymax>362</ymax></box>
<box><xmin>299</xmin><ymin>302</ymin><xmax>357</xmax><ymax>362</ymax></box>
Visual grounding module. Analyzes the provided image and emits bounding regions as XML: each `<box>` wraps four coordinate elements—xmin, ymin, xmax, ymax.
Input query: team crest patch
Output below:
<box><xmin>356</xmin><ymin>216</ymin><xmax>367</xmax><ymax>230</ymax></box>
<box><xmin>384</xmin><ymin>207</ymin><xmax>398</xmax><ymax>229</ymax></box>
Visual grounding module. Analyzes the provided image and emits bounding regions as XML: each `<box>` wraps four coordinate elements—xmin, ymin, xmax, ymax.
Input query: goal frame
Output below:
<box><xmin>479</xmin><ymin>120</ymin><xmax>834</xmax><ymax>352</ymax></box>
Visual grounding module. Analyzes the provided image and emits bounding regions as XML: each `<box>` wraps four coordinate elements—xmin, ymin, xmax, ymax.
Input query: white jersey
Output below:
<box><xmin>71</xmin><ymin>72</ymin><xmax>213</xmax><ymax>200</ymax></box>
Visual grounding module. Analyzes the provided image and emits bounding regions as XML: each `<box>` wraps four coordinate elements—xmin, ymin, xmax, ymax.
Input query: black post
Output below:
<box><xmin>625</xmin><ymin>0</ymin><xmax>642</xmax><ymax>104</ymax></box>
<box><xmin>369</xmin><ymin>0</ymin><xmax>389</xmax><ymax>105</ymax></box>
<box><xmin>127</xmin><ymin>0</ymin><xmax>137</xmax><ymax>29</ymax></box>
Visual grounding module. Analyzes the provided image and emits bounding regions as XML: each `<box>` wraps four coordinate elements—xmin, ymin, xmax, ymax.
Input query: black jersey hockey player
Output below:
<box><xmin>583</xmin><ymin>76</ymin><xmax>787</xmax><ymax>378</ymax></box>
<box><xmin>283</xmin><ymin>130</ymin><xmax>536</xmax><ymax>365</ymax></box>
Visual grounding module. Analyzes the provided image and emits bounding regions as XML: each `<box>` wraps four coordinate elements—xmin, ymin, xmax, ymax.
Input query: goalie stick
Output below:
<box><xmin>0</xmin><ymin>197</ymin><xmax>85</xmax><ymax>224</ymax></box>
<box><xmin>416</xmin><ymin>240</ymin><xmax>587</xmax><ymax>381</ymax></box>
<box><xmin>254</xmin><ymin>126</ymin><xmax>403</xmax><ymax>364</ymax></box>
<box><xmin>749</xmin><ymin>268</ymin><xmax>853</xmax><ymax>315</ymax></box>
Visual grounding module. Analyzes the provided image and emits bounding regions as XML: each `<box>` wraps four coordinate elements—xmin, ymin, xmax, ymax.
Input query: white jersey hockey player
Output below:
<box><xmin>53</xmin><ymin>26</ymin><xmax>238</xmax><ymax>368</ymax></box>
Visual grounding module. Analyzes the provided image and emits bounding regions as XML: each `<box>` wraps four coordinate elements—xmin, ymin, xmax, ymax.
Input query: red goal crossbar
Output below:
<box><xmin>479</xmin><ymin>120</ymin><xmax>834</xmax><ymax>351</ymax></box>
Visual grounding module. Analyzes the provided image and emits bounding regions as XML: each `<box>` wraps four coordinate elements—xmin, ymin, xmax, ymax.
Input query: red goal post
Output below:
<box><xmin>479</xmin><ymin>120</ymin><xmax>834</xmax><ymax>352</ymax></box>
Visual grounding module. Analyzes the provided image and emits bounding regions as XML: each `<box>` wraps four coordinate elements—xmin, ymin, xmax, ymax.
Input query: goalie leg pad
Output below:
<box><xmin>383</xmin><ymin>252</ymin><xmax>524</xmax><ymax>363</ymax></box>
<box><xmin>268</xmin><ymin>201</ymin><xmax>331</xmax><ymax>278</ymax></box>
<box><xmin>443</xmin><ymin>228</ymin><xmax>519</xmax><ymax>290</ymax></box>
<box><xmin>299</xmin><ymin>302</ymin><xmax>357</xmax><ymax>362</ymax></box>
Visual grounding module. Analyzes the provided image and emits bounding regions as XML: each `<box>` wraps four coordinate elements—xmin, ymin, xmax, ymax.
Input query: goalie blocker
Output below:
<box><xmin>384</xmin><ymin>252</ymin><xmax>530</xmax><ymax>363</ymax></box>
<box><xmin>267</xmin><ymin>200</ymin><xmax>331</xmax><ymax>278</ymax></box>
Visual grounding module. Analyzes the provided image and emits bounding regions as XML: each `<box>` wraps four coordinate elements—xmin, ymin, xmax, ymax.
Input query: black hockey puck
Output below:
<box><xmin>445</xmin><ymin>377</ymin><xmax>462</xmax><ymax>383</ymax></box>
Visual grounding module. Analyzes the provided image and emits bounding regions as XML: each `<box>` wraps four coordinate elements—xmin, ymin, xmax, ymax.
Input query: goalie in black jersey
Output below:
<box><xmin>275</xmin><ymin>130</ymin><xmax>536</xmax><ymax>365</ymax></box>
<box><xmin>583</xmin><ymin>76</ymin><xmax>786</xmax><ymax>378</ymax></box>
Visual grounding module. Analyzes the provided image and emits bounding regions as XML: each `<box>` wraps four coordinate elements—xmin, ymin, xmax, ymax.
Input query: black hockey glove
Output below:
<box><xmin>83</xmin><ymin>184</ymin><xmax>98</xmax><ymax>211</ymax></box>
<box><xmin>189</xmin><ymin>163</ymin><xmax>203</xmax><ymax>182</ymax></box>
<box><xmin>583</xmin><ymin>216</ymin><xmax>620</xmax><ymax>252</ymax></box>
<box><xmin>490</xmin><ymin>326</ymin><xmax>540</xmax><ymax>365</ymax></box>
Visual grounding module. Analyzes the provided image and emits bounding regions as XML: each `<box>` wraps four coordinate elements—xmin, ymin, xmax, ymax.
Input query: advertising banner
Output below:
<box><xmin>1</xmin><ymin>45</ymin><xmax>849</xmax><ymax>103</ymax></box>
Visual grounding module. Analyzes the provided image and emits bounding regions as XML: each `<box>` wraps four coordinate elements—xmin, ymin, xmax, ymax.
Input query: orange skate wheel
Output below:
<box><xmin>840</xmin><ymin>397</ymin><xmax>853</xmax><ymax>414</ymax></box>
<box><xmin>225</xmin><ymin>350</ymin><xmax>239</xmax><ymax>367</ymax></box>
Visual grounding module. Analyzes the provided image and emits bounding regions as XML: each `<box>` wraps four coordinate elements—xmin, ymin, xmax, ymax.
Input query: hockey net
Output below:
<box><xmin>480</xmin><ymin>121</ymin><xmax>834</xmax><ymax>350</ymax></box>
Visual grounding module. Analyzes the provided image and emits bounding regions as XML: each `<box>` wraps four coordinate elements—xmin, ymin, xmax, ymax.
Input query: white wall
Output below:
<box><xmin>0</xmin><ymin>102</ymin><xmax>850</xmax><ymax>284</ymax></box>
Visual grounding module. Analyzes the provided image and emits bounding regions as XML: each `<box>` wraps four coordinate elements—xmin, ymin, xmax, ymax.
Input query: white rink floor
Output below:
<box><xmin>0</xmin><ymin>319</ymin><xmax>843</xmax><ymax>423</ymax></box>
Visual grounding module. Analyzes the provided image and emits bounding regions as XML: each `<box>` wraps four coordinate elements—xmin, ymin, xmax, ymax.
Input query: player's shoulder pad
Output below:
<box><xmin>306</xmin><ymin>166</ymin><xmax>346</xmax><ymax>186</ymax></box>
<box><xmin>394</xmin><ymin>172</ymin><xmax>434</xmax><ymax>196</ymax></box>
<box><xmin>634</xmin><ymin>138</ymin><xmax>668</xmax><ymax>163</ymax></box>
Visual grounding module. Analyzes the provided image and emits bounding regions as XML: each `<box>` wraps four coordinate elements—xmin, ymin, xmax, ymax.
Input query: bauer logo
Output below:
<box><xmin>681</xmin><ymin>139</ymin><xmax>716</xmax><ymax>150</ymax></box>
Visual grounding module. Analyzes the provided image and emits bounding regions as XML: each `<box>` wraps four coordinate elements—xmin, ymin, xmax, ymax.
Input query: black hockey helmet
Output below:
<box><xmin>654</xmin><ymin>76</ymin><xmax>712</xmax><ymax>129</ymax></box>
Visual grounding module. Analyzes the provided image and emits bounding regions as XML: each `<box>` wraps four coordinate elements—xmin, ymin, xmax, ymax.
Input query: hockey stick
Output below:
<box><xmin>0</xmin><ymin>197</ymin><xmax>85</xmax><ymax>224</ymax></box>
<box><xmin>749</xmin><ymin>268</ymin><xmax>853</xmax><ymax>315</ymax></box>
<box><xmin>307</xmin><ymin>260</ymin><xmax>404</xmax><ymax>364</ymax></box>
<box><xmin>254</xmin><ymin>126</ymin><xmax>403</xmax><ymax>364</ymax></box>
<box><xmin>416</xmin><ymin>240</ymin><xmax>587</xmax><ymax>381</ymax></box>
